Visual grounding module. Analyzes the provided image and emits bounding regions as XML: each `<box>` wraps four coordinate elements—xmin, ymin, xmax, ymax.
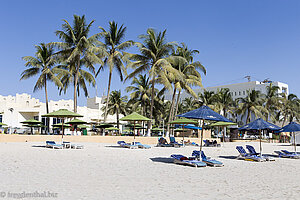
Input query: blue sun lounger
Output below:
<box><xmin>169</xmin><ymin>137</ymin><xmax>183</xmax><ymax>147</ymax></box>
<box><xmin>281</xmin><ymin>150</ymin><xmax>300</xmax><ymax>159</ymax></box>
<box><xmin>117</xmin><ymin>141</ymin><xmax>138</xmax><ymax>149</ymax></box>
<box><xmin>133</xmin><ymin>142</ymin><xmax>151</xmax><ymax>149</ymax></box>
<box><xmin>246</xmin><ymin>145</ymin><xmax>275</xmax><ymax>161</ymax></box>
<box><xmin>236</xmin><ymin>146</ymin><xmax>265</xmax><ymax>162</ymax></box>
<box><xmin>274</xmin><ymin>151</ymin><xmax>300</xmax><ymax>159</ymax></box>
<box><xmin>46</xmin><ymin>141</ymin><xmax>63</xmax><ymax>149</ymax></box>
<box><xmin>192</xmin><ymin>150</ymin><xmax>223</xmax><ymax>167</ymax></box>
<box><xmin>171</xmin><ymin>154</ymin><xmax>207</xmax><ymax>167</ymax></box>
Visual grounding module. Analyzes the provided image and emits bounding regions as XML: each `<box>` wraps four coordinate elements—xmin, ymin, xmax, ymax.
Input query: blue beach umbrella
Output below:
<box><xmin>278</xmin><ymin>122</ymin><xmax>300</xmax><ymax>154</ymax></box>
<box><xmin>238</xmin><ymin>118</ymin><xmax>280</xmax><ymax>156</ymax></box>
<box><xmin>184</xmin><ymin>124</ymin><xmax>202</xmax><ymax>130</ymax></box>
<box><xmin>177</xmin><ymin>105</ymin><xmax>232</xmax><ymax>159</ymax></box>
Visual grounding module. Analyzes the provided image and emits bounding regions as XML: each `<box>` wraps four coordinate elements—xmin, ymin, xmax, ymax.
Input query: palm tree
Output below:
<box><xmin>213</xmin><ymin>88</ymin><xmax>234</xmax><ymax>118</ymax></box>
<box><xmin>102</xmin><ymin>90</ymin><xmax>128</xmax><ymax>133</ymax></box>
<box><xmin>169</xmin><ymin>43</ymin><xmax>206</xmax><ymax>120</ymax></box>
<box><xmin>236</xmin><ymin>90</ymin><xmax>268</xmax><ymax>123</ymax></box>
<box><xmin>126</xmin><ymin>74</ymin><xmax>151</xmax><ymax>117</ymax></box>
<box><xmin>198</xmin><ymin>90</ymin><xmax>215</xmax><ymax>107</ymax></box>
<box><xmin>126</xmin><ymin>28</ymin><xmax>183</xmax><ymax>133</ymax></box>
<box><xmin>57</xmin><ymin>61</ymin><xmax>96</xmax><ymax>98</ymax></box>
<box><xmin>263</xmin><ymin>83</ymin><xmax>281</xmax><ymax>122</ymax></box>
<box><xmin>21</xmin><ymin>43</ymin><xmax>63</xmax><ymax>132</ymax></box>
<box><xmin>277</xmin><ymin>93</ymin><xmax>300</xmax><ymax>125</ymax></box>
<box><xmin>54</xmin><ymin>15</ymin><xmax>103</xmax><ymax>112</ymax></box>
<box><xmin>96</xmin><ymin>21</ymin><xmax>133</xmax><ymax>122</ymax></box>
<box><xmin>182</xmin><ymin>97</ymin><xmax>198</xmax><ymax>112</ymax></box>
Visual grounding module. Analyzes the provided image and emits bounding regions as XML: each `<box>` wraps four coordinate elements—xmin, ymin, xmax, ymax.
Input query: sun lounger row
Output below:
<box><xmin>157</xmin><ymin>137</ymin><xmax>220</xmax><ymax>147</ymax></box>
<box><xmin>236</xmin><ymin>145</ymin><xmax>274</xmax><ymax>162</ymax></box>
<box><xmin>171</xmin><ymin>150</ymin><xmax>223</xmax><ymax>168</ymax></box>
<box><xmin>117</xmin><ymin>141</ymin><xmax>151</xmax><ymax>149</ymax></box>
<box><xmin>274</xmin><ymin>150</ymin><xmax>300</xmax><ymax>159</ymax></box>
<box><xmin>46</xmin><ymin>141</ymin><xmax>83</xmax><ymax>149</ymax></box>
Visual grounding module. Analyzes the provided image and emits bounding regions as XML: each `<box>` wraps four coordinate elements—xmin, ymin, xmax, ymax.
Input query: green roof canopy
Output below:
<box><xmin>120</xmin><ymin>112</ymin><xmax>151</xmax><ymax>121</ymax></box>
<box><xmin>78</xmin><ymin>125</ymin><xmax>89</xmax><ymax>129</ymax></box>
<box><xmin>21</xmin><ymin>119</ymin><xmax>42</xmax><ymax>124</ymax></box>
<box><xmin>66</xmin><ymin>119</ymin><xmax>87</xmax><ymax>125</ymax></box>
<box><xmin>52</xmin><ymin>123</ymin><xmax>71</xmax><ymax>128</ymax></box>
<box><xmin>105</xmin><ymin>127</ymin><xmax>119</xmax><ymax>131</ymax></box>
<box><xmin>0</xmin><ymin>122</ymin><xmax>7</xmax><ymax>126</ymax></box>
<box><xmin>42</xmin><ymin>109</ymin><xmax>83</xmax><ymax>118</ymax></box>
<box><xmin>151</xmin><ymin>128</ymin><xmax>164</xmax><ymax>131</ymax></box>
<box><xmin>168</xmin><ymin>118</ymin><xmax>198</xmax><ymax>125</ymax></box>
<box><xmin>209</xmin><ymin>122</ymin><xmax>237</xmax><ymax>126</ymax></box>
<box><xmin>125</xmin><ymin>123</ymin><xmax>142</xmax><ymax>128</ymax></box>
<box><xmin>95</xmin><ymin>123</ymin><xmax>114</xmax><ymax>128</ymax></box>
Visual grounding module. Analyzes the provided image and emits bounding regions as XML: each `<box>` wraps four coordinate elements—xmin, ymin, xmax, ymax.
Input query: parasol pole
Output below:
<box><xmin>182</xmin><ymin>124</ymin><xmax>185</xmax><ymax>147</ymax></box>
<box><xmin>259</xmin><ymin>129</ymin><xmax>262</xmax><ymax>157</ymax></box>
<box><xmin>222</xmin><ymin>126</ymin><xmax>225</xmax><ymax>147</ymax></box>
<box><xmin>294</xmin><ymin>132</ymin><xmax>297</xmax><ymax>154</ymax></box>
<box><xmin>199</xmin><ymin>119</ymin><xmax>205</xmax><ymax>161</ymax></box>
<box><xmin>61</xmin><ymin>118</ymin><xmax>64</xmax><ymax>144</ymax></box>
<box><xmin>133</xmin><ymin>121</ymin><xmax>136</xmax><ymax>145</ymax></box>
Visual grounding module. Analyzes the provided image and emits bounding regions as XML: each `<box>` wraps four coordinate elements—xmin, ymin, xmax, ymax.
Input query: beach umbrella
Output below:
<box><xmin>52</xmin><ymin>123</ymin><xmax>72</xmax><ymax>128</ymax></box>
<box><xmin>238</xmin><ymin>118</ymin><xmax>280</xmax><ymax>156</ymax></box>
<box><xmin>209</xmin><ymin>121</ymin><xmax>237</xmax><ymax>145</ymax></box>
<box><xmin>184</xmin><ymin>124</ymin><xmax>202</xmax><ymax>130</ymax></box>
<box><xmin>21</xmin><ymin>119</ymin><xmax>42</xmax><ymax>134</ymax></box>
<box><xmin>177</xmin><ymin>105</ymin><xmax>232</xmax><ymax>159</ymax></box>
<box><xmin>278</xmin><ymin>122</ymin><xmax>300</xmax><ymax>154</ymax></box>
<box><xmin>168</xmin><ymin>118</ymin><xmax>198</xmax><ymax>146</ymax></box>
<box><xmin>66</xmin><ymin>119</ymin><xmax>87</xmax><ymax>125</ymax></box>
<box><xmin>0</xmin><ymin>122</ymin><xmax>7</xmax><ymax>126</ymax></box>
<box><xmin>95</xmin><ymin>123</ymin><xmax>114</xmax><ymax>128</ymax></box>
<box><xmin>78</xmin><ymin>125</ymin><xmax>89</xmax><ymax>129</ymax></box>
<box><xmin>105</xmin><ymin>127</ymin><xmax>119</xmax><ymax>131</ymax></box>
<box><xmin>151</xmin><ymin>128</ymin><xmax>164</xmax><ymax>132</ymax></box>
<box><xmin>42</xmin><ymin>109</ymin><xmax>83</xmax><ymax>142</ymax></box>
<box><xmin>120</xmin><ymin>112</ymin><xmax>151</xmax><ymax>144</ymax></box>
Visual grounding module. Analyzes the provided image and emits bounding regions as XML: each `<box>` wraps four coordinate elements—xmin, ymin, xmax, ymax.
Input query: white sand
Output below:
<box><xmin>0</xmin><ymin>142</ymin><xmax>299</xmax><ymax>200</ymax></box>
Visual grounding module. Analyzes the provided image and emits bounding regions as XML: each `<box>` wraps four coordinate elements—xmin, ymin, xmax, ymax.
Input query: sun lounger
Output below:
<box><xmin>46</xmin><ymin>141</ymin><xmax>63</xmax><ymax>149</ymax></box>
<box><xmin>157</xmin><ymin>137</ymin><xmax>173</xmax><ymax>147</ymax></box>
<box><xmin>169</xmin><ymin>137</ymin><xmax>183</xmax><ymax>147</ymax></box>
<box><xmin>71</xmin><ymin>144</ymin><xmax>84</xmax><ymax>149</ymax></box>
<box><xmin>117</xmin><ymin>141</ymin><xmax>138</xmax><ymax>149</ymax></box>
<box><xmin>281</xmin><ymin>150</ymin><xmax>300</xmax><ymax>159</ymax></box>
<box><xmin>192</xmin><ymin>150</ymin><xmax>224</xmax><ymax>167</ymax></box>
<box><xmin>236</xmin><ymin>146</ymin><xmax>265</xmax><ymax>162</ymax></box>
<box><xmin>274</xmin><ymin>151</ymin><xmax>299</xmax><ymax>159</ymax></box>
<box><xmin>203</xmin><ymin>140</ymin><xmax>221</xmax><ymax>147</ymax></box>
<box><xmin>133</xmin><ymin>142</ymin><xmax>151</xmax><ymax>149</ymax></box>
<box><xmin>171</xmin><ymin>154</ymin><xmax>207</xmax><ymax>167</ymax></box>
<box><xmin>246</xmin><ymin>145</ymin><xmax>275</xmax><ymax>161</ymax></box>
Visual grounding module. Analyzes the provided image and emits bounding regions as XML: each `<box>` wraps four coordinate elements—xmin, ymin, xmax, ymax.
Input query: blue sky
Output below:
<box><xmin>0</xmin><ymin>0</ymin><xmax>299</xmax><ymax>106</ymax></box>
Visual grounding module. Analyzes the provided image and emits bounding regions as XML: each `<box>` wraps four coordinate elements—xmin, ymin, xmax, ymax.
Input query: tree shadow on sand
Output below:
<box><xmin>150</xmin><ymin>157</ymin><xmax>174</xmax><ymax>164</ymax></box>
<box><xmin>105</xmin><ymin>145</ymin><xmax>127</xmax><ymax>148</ymax></box>
<box><xmin>31</xmin><ymin>145</ymin><xmax>46</xmax><ymax>148</ymax></box>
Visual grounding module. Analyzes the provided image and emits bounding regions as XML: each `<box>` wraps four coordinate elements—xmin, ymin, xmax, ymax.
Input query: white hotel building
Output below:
<box><xmin>176</xmin><ymin>80</ymin><xmax>289</xmax><ymax>101</ymax></box>
<box><xmin>0</xmin><ymin>93</ymin><xmax>121</xmax><ymax>133</ymax></box>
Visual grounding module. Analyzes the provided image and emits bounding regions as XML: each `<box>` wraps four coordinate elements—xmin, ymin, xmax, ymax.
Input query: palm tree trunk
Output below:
<box><xmin>44</xmin><ymin>78</ymin><xmax>49</xmax><ymax>134</ymax></box>
<box><xmin>116</xmin><ymin>108</ymin><xmax>119</xmax><ymax>135</ymax></box>
<box><xmin>104</xmin><ymin>71</ymin><xmax>112</xmax><ymax>122</ymax></box>
<box><xmin>246</xmin><ymin>108</ymin><xmax>251</xmax><ymax>123</ymax></box>
<box><xmin>174</xmin><ymin>90</ymin><xmax>181</xmax><ymax>118</ymax></box>
<box><xmin>142</xmin><ymin>102</ymin><xmax>146</xmax><ymax>136</ymax></box>
<box><xmin>73</xmin><ymin>59</ymin><xmax>81</xmax><ymax>113</ymax></box>
<box><xmin>148</xmin><ymin>74</ymin><xmax>155</xmax><ymax>136</ymax></box>
<box><xmin>167</xmin><ymin>87</ymin><xmax>176</xmax><ymax>135</ymax></box>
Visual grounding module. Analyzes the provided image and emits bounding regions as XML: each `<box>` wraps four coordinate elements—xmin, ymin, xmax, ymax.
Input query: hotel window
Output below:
<box><xmin>239</xmin><ymin>91</ymin><xmax>241</xmax><ymax>95</ymax></box>
<box><xmin>53</xmin><ymin>118</ymin><xmax>61</xmax><ymax>125</ymax></box>
<box><xmin>235</xmin><ymin>92</ymin><xmax>237</xmax><ymax>96</ymax></box>
<box><xmin>34</xmin><ymin>116</ymin><xmax>39</xmax><ymax>121</ymax></box>
<box><xmin>243</xmin><ymin>91</ymin><xmax>245</xmax><ymax>95</ymax></box>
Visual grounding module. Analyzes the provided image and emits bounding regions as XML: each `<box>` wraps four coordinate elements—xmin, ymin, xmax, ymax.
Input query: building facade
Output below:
<box><xmin>0</xmin><ymin>93</ymin><xmax>122</xmax><ymax>133</ymax></box>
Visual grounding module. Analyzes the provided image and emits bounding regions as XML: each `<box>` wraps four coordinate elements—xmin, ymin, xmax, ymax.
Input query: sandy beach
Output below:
<box><xmin>0</xmin><ymin>141</ymin><xmax>299</xmax><ymax>200</ymax></box>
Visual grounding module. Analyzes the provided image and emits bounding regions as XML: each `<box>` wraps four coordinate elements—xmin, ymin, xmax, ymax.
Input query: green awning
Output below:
<box><xmin>105</xmin><ymin>127</ymin><xmax>119</xmax><ymax>131</ymax></box>
<box><xmin>42</xmin><ymin>109</ymin><xmax>83</xmax><ymax>118</ymax></box>
<box><xmin>78</xmin><ymin>125</ymin><xmax>89</xmax><ymax>129</ymax></box>
<box><xmin>168</xmin><ymin>118</ymin><xmax>198</xmax><ymax>125</ymax></box>
<box><xmin>52</xmin><ymin>123</ymin><xmax>71</xmax><ymax>128</ymax></box>
<box><xmin>21</xmin><ymin>119</ymin><xmax>42</xmax><ymax>124</ymax></box>
<box><xmin>0</xmin><ymin>122</ymin><xmax>7</xmax><ymax>126</ymax></box>
<box><xmin>209</xmin><ymin>121</ymin><xmax>237</xmax><ymax>126</ymax></box>
<box><xmin>66</xmin><ymin>119</ymin><xmax>87</xmax><ymax>125</ymax></box>
<box><xmin>120</xmin><ymin>112</ymin><xmax>151</xmax><ymax>121</ymax></box>
<box><xmin>151</xmin><ymin>128</ymin><xmax>164</xmax><ymax>132</ymax></box>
